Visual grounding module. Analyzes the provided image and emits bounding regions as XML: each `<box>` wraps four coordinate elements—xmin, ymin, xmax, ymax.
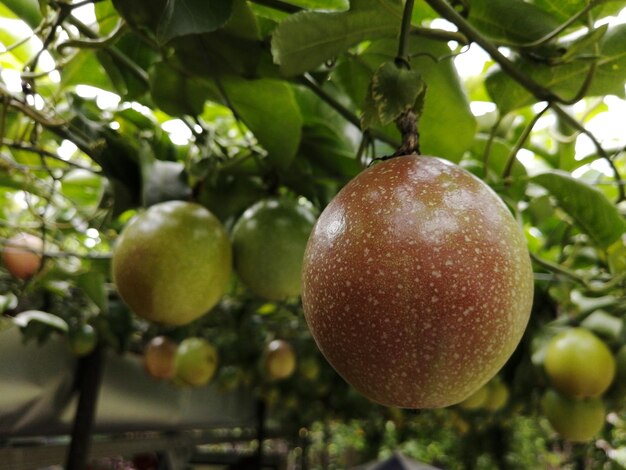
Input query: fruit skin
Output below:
<box><xmin>232</xmin><ymin>198</ymin><xmax>316</xmax><ymax>300</ymax></box>
<box><xmin>2</xmin><ymin>233</ymin><xmax>43</xmax><ymax>280</ymax></box>
<box><xmin>143</xmin><ymin>336</ymin><xmax>178</xmax><ymax>380</ymax></box>
<box><xmin>302</xmin><ymin>156</ymin><xmax>534</xmax><ymax>409</ymax></box>
<box><xmin>262</xmin><ymin>339</ymin><xmax>296</xmax><ymax>381</ymax></box>
<box><xmin>544</xmin><ymin>327</ymin><xmax>615</xmax><ymax>399</ymax></box>
<box><xmin>541</xmin><ymin>389</ymin><xmax>606</xmax><ymax>442</ymax></box>
<box><xmin>112</xmin><ymin>201</ymin><xmax>232</xmax><ymax>326</ymax></box>
<box><xmin>174</xmin><ymin>337</ymin><xmax>218</xmax><ymax>386</ymax></box>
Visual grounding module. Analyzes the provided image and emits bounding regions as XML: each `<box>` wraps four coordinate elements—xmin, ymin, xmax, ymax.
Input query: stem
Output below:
<box><xmin>503</xmin><ymin>103</ymin><xmax>549</xmax><ymax>179</ymax></box>
<box><xmin>65</xmin><ymin>16</ymin><xmax>149</xmax><ymax>87</ymax></box>
<box><xmin>423</xmin><ymin>0</ymin><xmax>556</xmax><ymax>102</ymax></box>
<box><xmin>298</xmin><ymin>74</ymin><xmax>400</xmax><ymax>148</ymax></box>
<box><xmin>411</xmin><ymin>26</ymin><xmax>468</xmax><ymax>44</ymax></box>
<box><xmin>57</xmin><ymin>20</ymin><xmax>127</xmax><ymax>53</ymax></box>
<box><xmin>249</xmin><ymin>0</ymin><xmax>304</xmax><ymax>13</ymax></box>
<box><xmin>499</xmin><ymin>1</ymin><xmax>600</xmax><ymax>49</ymax></box>
<box><xmin>65</xmin><ymin>346</ymin><xmax>105</xmax><ymax>470</ymax></box>
<box><xmin>396</xmin><ymin>0</ymin><xmax>415</xmax><ymax>68</ymax></box>
<box><xmin>2</xmin><ymin>139</ymin><xmax>102</xmax><ymax>173</ymax></box>
<box><xmin>551</xmin><ymin>105</ymin><xmax>625</xmax><ymax>202</ymax></box>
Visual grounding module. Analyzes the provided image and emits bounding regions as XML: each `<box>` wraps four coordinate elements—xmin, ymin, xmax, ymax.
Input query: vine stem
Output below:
<box><xmin>423</xmin><ymin>0</ymin><xmax>555</xmax><ymax>102</ymax></box>
<box><xmin>502</xmin><ymin>103</ymin><xmax>550</xmax><ymax>180</ymax></box>
<box><xmin>396</xmin><ymin>0</ymin><xmax>415</xmax><ymax>68</ymax></box>
<box><xmin>249</xmin><ymin>0</ymin><xmax>303</xmax><ymax>13</ymax></box>
<box><xmin>298</xmin><ymin>74</ymin><xmax>400</xmax><ymax>148</ymax></box>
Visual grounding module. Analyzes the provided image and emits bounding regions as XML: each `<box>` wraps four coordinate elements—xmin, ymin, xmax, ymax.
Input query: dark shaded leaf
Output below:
<box><xmin>149</xmin><ymin>61</ymin><xmax>210</xmax><ymax>116</ymax></box>
<box><xmin>157</xmin><ymin>0</ymin><xmax>235</xmax><ymax>44</ymax></box>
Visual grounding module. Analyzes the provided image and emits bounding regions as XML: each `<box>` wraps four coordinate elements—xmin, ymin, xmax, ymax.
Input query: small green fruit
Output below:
<box><xmin>112</xmin><ymin>201</ymin><xmax>232</xmax><ymax>326</ymax></box>
<box><xmin>484</xmin><ymin>379</ymin><xmax>509</xmax><ymax>411</ymax></box>
<box><xmin>232</xmin><ymin>198</ymin><xmax>316</xmax><ymax>300</ymax></box>
<box><xmin>544</xmin><ymin>327</ymin><xmax>615</xmax><ymax>399</ymax></box>
<box><xmin>457</xmin><ymin>384</ymin><xmax>489</xmax><ymax>410</ymax></box>
<box><xmin>68</xmin><ymin>324</ymin><xmax>97</xmax><ymax>357</ymax></box>
<box><xmin>542</xmin><ymin>389</ymin><xmax>606</xmax><ymax>442</ymax></box>
<box><xmin>175</xmin><ymin>337</ymin><xmax>218</xmax><ymax>387</ymax></box>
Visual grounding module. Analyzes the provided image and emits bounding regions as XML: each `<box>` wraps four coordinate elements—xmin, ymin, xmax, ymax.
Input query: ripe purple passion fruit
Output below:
<box><xmin>301</xmin><ymin>156</ymin><xmax>534</xmax><ymax>409</ymax></box>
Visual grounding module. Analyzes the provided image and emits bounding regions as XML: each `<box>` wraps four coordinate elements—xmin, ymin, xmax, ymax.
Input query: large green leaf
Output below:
<box><xmin>216</xmin><ymin>77</ymin><xmax>303</xmax><ymax>169</ymax></box>
<box><xmin>171</xmin><ymin>30</ymin><xmax>265</xmax><ymax>79</ymax></box>
<box><xmin>486</xmin><ymin>24</ymin><xmax>626</xmax><ymax>112</ymax></box>
<box><xmin>532</xmin><ymin>171</ymin><xmax>626</xmax><ymax>249</ymax></box>
<box><xmin>0</xmin><ymin>0</ymin><xmax>42</xmax><ymax>28</ymax></box>
<box><xmin>468</xmin><ymin>0</ymin><xmax>561</xmax><ymax>44</ymax></box>
<box><xmin>530</xmin><ymin>0</ymin><xmax>626</xmax><ymax>22</ymax></box>
<box><xmin>61</xmin><ymin>50</ymin><xmax>113</xmax><ymax>90</ymax></box>
<box><xmin>156</xmin><ymin>0</ymin><xmax>235</xmax><ymax>44</ymax></box>
<box><xmin>271</xmin><ymin>0</ymin><xmax>402</xmax><ymax>76</ymax></box>
<box><xmin>149</xmin><ymin>62</ymin><xmax>210</xmax><ymax>116</ymax></box>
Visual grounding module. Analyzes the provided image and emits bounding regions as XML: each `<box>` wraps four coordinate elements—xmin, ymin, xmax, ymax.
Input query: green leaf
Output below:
<box><xmin>149</xmin><ymin>61</ymin><xmax>210</xmax><ymax>116</ymax></box>
<box><xmin>61</xmin><ymin>50</ymin><xmax>113</xmax><ymax>90</ymax></box>
<box><xmin>532</xmin><ymin>170</ymin><xmax>626</xmax><ymax>249</ymax></box>
<box><xmin>486</xmin><ymin>24</ymin><xmax>626</xmax><ymax>112</ymax></box>
<box><xmin>468</xmin><ymin>0</ymin><xmax>561</xmax><ymax>44</ymax></box>
<box><xmin>13</xmin><ymin>310</ymin><xmax>68</xmax><ymax>332</ymax></box>
<box><xmin>469</xmin><ymin>135</ymin><xmax>528</xmax><ymax>201</ymax></box>
<box><xmin>157</xmin><ymin>0</ymin><xmax>235</xmax><ymax>44</ymax></box>
<box><xmin>76</xmin><ymin>271</ymin><xmax>108</xmax><ymax>313</ymax></box>
<box><xmin>95</xmin><ymin>0</ymin><xmax>121</xmax><ymax>36</ymax></box>
<box><xmin>171</xmin><ymin>30</ymin><xmax>265</xmax><ymax>78</ymax></box>
<box><xmin>361</xmin><ymin>62</ymin><xmax>425</xmax><ymax>128</ymax></box>
<box><xmin>271</xmin><ymin>0</ymin><xmax>402</xmax><ymax>76</ymax></box>
<box><xmin>0</xmin><ymin>0</ymin><xmax>42</xmax><ymax>28</ymax></box>
<box><xmin>529</xmin><ymin>0</ymin><xmax>626</xmax><ymax>22</ymax></box>
<box><xmin>212</xmin><ymin>77</ymin><xmax>303</xmax><ymax>169</ymax></box>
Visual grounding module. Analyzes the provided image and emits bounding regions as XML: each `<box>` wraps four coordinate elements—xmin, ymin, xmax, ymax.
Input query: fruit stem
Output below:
<box><xmin>394</xmin><ymin>109</ymin><xmax>421</xmax><ymax>156</ymax></box>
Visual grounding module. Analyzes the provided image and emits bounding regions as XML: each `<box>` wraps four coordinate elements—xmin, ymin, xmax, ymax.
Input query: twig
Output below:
<box><xmin>57</xmin><ymin>20</ymin><xmax>127</xmax><ymax>54</ymax></box>
<box><xmin>423</xmin><ymin>0</ymin><xmax>556</xmax><ymax>103</ymax></box>
<box><xmin>2</xmin><ymin>139</ymin><xmax>102</xmax><ymax>173</ymax></box>
<box><xmin>551</xmin><ymin>105</ymin><xmax>625</xmax><ymax>202</ymax></box>
<box><xmin>396</xmin><ymin>0</ymin><xmax>415</xmax><ymax>69</ymax></box>
<box><xmin>65</xmin><ymin>16</ymin><xmax>149</xmax><ymax>87</ymax></box>
<box><xmin>249</xmin><ymin>0</ymin><xmax>304</xmax><ymax>13</ymax></box>
<box><xmin>503</xmin><ymin>103</ymin><xmax>550</xmax><ymax>179</ymax></box>
<box><xmin>298</xmin><ymin>74</ymin><xmax>400</xmax><ymax>148</ymax></box>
